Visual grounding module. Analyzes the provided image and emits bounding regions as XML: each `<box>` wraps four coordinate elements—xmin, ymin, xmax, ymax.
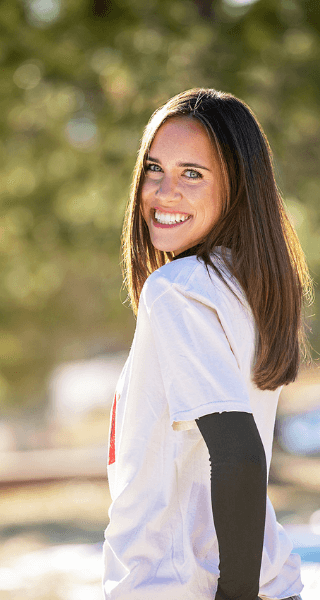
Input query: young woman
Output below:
<box><xmin>103</xmin><ymin>89</ymin><xmax>311</xmax><ymax>600</ymax></box>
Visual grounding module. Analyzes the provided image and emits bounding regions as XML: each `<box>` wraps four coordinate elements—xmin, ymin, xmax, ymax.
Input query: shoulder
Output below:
<box><xmin>141</xmin><ymin>255</ymin><xmax>198</xmax><ymax>306</ymax></box>
<box><xmin>140</xmin><ymin>250</ymin><xmax>244</xmax><ymax>313</ymax></box>
<box><xmin>140</xmin><ymin>255</ymin><xmax>205</xmax><ymax>309</ymax></box>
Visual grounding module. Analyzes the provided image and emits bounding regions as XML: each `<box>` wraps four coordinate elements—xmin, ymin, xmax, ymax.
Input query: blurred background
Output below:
<box><xmin>0</xmin><ymin>0</ymin><xmax>319</xmax><ymax>598</ymax></box>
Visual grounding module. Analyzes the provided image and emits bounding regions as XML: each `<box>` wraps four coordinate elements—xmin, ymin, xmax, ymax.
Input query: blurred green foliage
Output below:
<box><xmin>0</xmin><ymin>0</ymin><xmax>319</xmax><ymax>411</ymax></box>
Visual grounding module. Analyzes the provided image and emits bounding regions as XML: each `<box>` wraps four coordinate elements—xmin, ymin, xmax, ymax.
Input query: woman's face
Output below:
<box><xmin>141</xmin><ymin>116</ymin><xmax>223</xmax><ymax>255</ymax></box>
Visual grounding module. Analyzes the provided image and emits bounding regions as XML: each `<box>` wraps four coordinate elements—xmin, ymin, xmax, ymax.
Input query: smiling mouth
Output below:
<box><xmin>153</xmin><ymin>209</ymin><xmax>191</xmax><ymax>226</ymax></box>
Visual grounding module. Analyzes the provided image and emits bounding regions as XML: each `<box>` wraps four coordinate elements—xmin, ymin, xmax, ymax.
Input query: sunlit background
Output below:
<box><xmin>0</xmin><ymin>0</ymin><xmax>320</xmax><ymax>598</ymax></box>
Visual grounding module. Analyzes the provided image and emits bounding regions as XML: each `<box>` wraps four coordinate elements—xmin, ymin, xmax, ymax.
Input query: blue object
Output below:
<box><xmin>276</xmin><ymin>409</ymin><xmax>320</xmax><ymax>455</ymax></box>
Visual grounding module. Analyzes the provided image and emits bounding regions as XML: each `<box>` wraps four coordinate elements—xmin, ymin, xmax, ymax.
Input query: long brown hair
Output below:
<box><xmin>122</xmin><ymin>88</ymin><xmax>313</xmax><ymax>391</ymax></box>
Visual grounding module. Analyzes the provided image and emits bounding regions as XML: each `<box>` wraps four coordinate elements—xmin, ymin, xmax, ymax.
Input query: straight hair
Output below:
<box><xmin>122</xmin><ymin>88</ymin><xmax>313</xmax><ymax>391</ymax></box>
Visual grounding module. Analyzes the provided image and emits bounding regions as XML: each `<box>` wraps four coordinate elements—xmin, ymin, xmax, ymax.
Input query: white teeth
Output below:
<box><xmin>154</xmin><ymin>209</ymin><xmax>190</xmax><ymax>225</ymax></box>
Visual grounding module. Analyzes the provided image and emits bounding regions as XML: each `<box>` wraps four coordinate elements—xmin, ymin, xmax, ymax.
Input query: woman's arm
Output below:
<box><xmin>196</xmin><ymin>411</ymin><xmax>266</xmax><ymax>600</ymax></box>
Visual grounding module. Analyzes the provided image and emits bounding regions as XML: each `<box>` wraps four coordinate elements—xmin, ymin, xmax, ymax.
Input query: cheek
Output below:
<box><xmin>140</xmin><ymin>199</ymin><xmax>147</xmax><ymax>221</ymax></box>
<box><xmin>203</xmin><ymin>195</ymin><xmax>221</xmax><ymax>228</ymax></box>
<box><xmin>140</xmin><ymin>185</ymin><xmax>148</xmax><ymax>215</ymax></box>
<box><xmin>141</xmin><ymin>180</ymin><xmax>152</xmax><ymax>203</ymax></box>
<box><xmin>141</xmin><ymin>199</ymin><xmax>152</xmax><ymax>225</ymax></box>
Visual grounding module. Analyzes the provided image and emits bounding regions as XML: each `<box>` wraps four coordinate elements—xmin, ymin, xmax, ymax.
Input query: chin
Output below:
<box><xmin>150</xmin><ymin>240</ymin><xmax>175</xmax><ymax>254</ymax></box>
<box><xmin>154</xmin><ymin>246</ymin><xmax>176</xmax><ymax>253</ymax></box>
<box><xmin>152</xmin><ymin>241</ymin><xmax>182</xmax><ymax>254</ymax></box>
<box><xmin>150</xmin><ymin>234</ymin><xmax>195</xmax><ymax>255</ymax></box>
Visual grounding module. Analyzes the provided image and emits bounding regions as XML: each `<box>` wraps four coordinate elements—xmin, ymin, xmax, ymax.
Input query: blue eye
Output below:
<box><xmin>185</xmin><ymin>169</ymin><xmax>201</xmax><ymax>179</ymax></box>
<box><xmin>146</xmin><ymin>163</ymin><xmax>162</xmax><ymax>172</ymax></box>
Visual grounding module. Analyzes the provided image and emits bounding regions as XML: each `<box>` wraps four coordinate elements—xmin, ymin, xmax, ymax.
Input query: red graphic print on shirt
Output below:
<box><xmin>108</xmin><ymin>394</ymin><xmax>117</xmax><ymax>465</ymax></box>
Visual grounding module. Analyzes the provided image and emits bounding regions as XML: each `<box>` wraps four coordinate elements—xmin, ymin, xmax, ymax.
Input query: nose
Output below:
<box><xmin>155</xmin><ymin>174</ymin><xmax>181</xmax><ymax>203</ymax></box>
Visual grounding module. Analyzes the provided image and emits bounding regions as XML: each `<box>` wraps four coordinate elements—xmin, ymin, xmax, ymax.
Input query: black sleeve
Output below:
<box><xmin>196</xmin><ymin>411</ymin><xmax>266</xmax><ymax>600</ymax></box>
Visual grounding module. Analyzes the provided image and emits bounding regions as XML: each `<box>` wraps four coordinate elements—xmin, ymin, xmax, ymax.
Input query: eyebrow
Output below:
<box><xmin>147</xmin><ymin>156</ymin><xmax>211</xmax><ymax>172</ymax></box>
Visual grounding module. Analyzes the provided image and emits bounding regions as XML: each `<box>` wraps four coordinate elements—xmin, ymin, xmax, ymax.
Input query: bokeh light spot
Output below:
<box><xmin>65</xmin><ymin>117</ymin><xmax>98</xmax><ymax>151</ymax></box>
<box><xmin>224</xmin><ymin>0</ymin><xmax>258</xmax><ymax>5</ymax></box>
<box><xmin>90</xmin><ymin>48</ymin><xmax>121</xmax><ymax>75</ymax></box>
<box><xmin>13</xmin><ymin>62</ymin><xmax>42</xmax><ymax>90</ymax></box>
<box><xmin>8</xmin><ymin>104</ymin><xmax>46</xmax><ymax>131</ymax></box>
<box><xmin>133</xmin><ymin>29</ymin><xmax>162</xmax><ymax>54</ymax></box>
<box><xmin>27</xmin><ymin>0</ymin><xmax>61</xmax><ymax>27</ymax></box>
<box><xmin>285</xmin><ymin>198</ymin><xmax>305</xmax><ymax>229</ymax></box>
<box><xmin>54</xmin><ymin>185</ymin><xmax>106</xmax><ymax>225</ymax></box>
<box><xmin>6</xmin><ymin>166</ymin><xmax>37</xmax><ymax>197</ymax></box>
<box><xmin>284</xmin><ymin>29</ymin><xmax>314</xmax><ymax>57</ymax></box>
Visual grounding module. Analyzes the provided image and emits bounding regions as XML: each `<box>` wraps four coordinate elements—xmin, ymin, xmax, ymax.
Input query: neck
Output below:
<box><xmin>172</xmin><ymin>244</ymin><xmax>201</xmax><ymax>261</ymax></box>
